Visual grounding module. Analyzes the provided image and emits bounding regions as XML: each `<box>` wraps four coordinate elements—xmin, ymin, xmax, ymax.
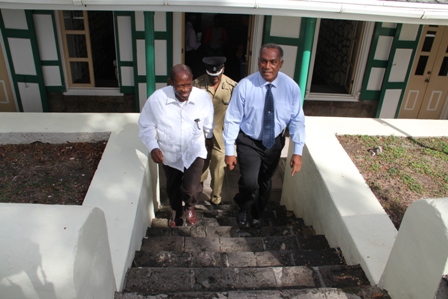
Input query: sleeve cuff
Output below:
<box><xmin>293</xmin><ymin>143</ymin><xmax>304</xmax><ymax>156</ymax></box>
<box><xmin>225</xmin><ymin>144</ymin><xmax>235</xmax><ymax>156</ymax></box>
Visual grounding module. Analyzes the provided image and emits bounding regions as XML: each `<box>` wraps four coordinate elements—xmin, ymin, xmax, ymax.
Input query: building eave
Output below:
<box><xmin>0</xmin><ymin>0</ymin><xmax>448</xmax><ymax>25</ymax></box>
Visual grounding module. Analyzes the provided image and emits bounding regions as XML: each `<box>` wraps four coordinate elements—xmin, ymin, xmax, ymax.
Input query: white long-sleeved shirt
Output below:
<box><xmin>139</xmin><ymin>86</ymin><xmax>214</xmax><ymax>171</ymax></box>
<box><xmin>185</xmin><ymin>21</ymin><xmax>201</xmax><ymax>52</ymax></box>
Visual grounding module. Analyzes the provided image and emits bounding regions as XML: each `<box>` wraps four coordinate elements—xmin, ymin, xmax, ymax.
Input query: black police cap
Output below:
<box><xmin>202</xmin><ymin>56</ymin><xmax>226</xmax><ymax>76</ymax></box>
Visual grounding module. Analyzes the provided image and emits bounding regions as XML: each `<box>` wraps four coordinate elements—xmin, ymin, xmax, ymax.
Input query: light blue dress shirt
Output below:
<box><xmin>223</xmin><ymin>71</ymin><xmax>306</xmax><ymax>156</ymax></box>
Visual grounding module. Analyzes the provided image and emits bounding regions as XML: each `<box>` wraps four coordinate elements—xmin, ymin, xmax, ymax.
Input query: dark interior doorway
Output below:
<box><xmin>88</xmin><ymin>11</ymin><xmax>118</xmax><ymax>88</ymax></box>
<box><xmin>185</xmin><ymin>13</ymin><xmax>250</xmax><ymax>82</ymax></box>
<box><xmin>311</xmin><ymin>19</ymin><xmax>364</xmax><ymax>94</ymax></box>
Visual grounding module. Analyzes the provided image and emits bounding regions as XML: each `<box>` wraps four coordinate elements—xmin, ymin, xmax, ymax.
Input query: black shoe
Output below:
<box><xmin>250</xmin><ymin>218</ymin><xmax>261</xmax><ymax>229</ymax></box>
<box><xmin>236</xmin><ymin>209</ymin><xmax>247</xmax><ymax>228</ymax></box>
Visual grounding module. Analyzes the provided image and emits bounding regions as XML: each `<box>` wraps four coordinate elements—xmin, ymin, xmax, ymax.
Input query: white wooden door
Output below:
<box><xmin>399</xmin><ymin>25</ymin><xmax>448</xmax><ymax>119</ymax></box>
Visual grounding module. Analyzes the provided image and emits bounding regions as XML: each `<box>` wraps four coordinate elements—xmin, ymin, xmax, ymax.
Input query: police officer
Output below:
<box><xmin>193</xmin><ymin>56</ymin><xmax>237</xmax><ymax>205</ymax></box>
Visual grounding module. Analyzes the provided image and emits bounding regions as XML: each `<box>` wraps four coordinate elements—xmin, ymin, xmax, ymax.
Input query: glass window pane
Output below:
<box><xmin>66</xmin><ymin>34</ymin><xmax>87</xmax><ymax>58</ymax></box>
<box><xmin>63</xmin><ymin>11</ymin><xmax>84</xmax><ymax>30</ymax></box>
<box><xmin>70</xmin><ymin>62</ymin><xmax>90</xmax><ymax>84</ymax></box>
<box><xmin>415</xmin><ymin>56</ymin><xmax>428</xmax><ymax>75</ymax></box>
<box><xmin>438</xmin><ymin>57</ymin><xmax>448</xmax><ymax>76</ymax></box>
<box><xmin>421</xmin><ymin>31</ymin><xmax>436</xmax><ymax>52</ymax></box>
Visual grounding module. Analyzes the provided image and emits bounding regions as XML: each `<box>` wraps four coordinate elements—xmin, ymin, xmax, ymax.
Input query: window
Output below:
<box><xmin>59</xmin><ymin>11</ymin><xmax>118</xmax><ymax>88</ymax></box>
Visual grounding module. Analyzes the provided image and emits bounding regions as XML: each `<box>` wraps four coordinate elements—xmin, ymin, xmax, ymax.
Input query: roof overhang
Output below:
<box><xmin>1</xmin><ymin>0</ymin><xmax>448</xmax><ymax>25</ymax></box>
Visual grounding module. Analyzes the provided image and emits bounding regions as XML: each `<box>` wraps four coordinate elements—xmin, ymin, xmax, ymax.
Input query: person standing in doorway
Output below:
<box><xmin>139</xmin><ymin>64</ymin><xmax>214</xmax><ymax>228</ymax></box>
<box><xmin>193</xmin><ymin>56</ymin><xmax>237</xmax><ymax>205</ymax></box>
<box><xmin>223</xmin><ymin>43</ymin><xmax>306</xmax><ymax>228</ymax></box>
<box><xmin>203</xmin><ymin>15</ymin><xmax>228</xmax><ymax>57</ymax></box>
<box><xmin>185</xmin><ymin>14</ymin><xmax>203</xmax><ymax>79</ymax></box>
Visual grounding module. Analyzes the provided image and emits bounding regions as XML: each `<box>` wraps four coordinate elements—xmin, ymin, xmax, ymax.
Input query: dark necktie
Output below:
<box><xmin>262</xmin><ymin>83</ymin><xmax>275</xmax><ymax>149</ymax></box>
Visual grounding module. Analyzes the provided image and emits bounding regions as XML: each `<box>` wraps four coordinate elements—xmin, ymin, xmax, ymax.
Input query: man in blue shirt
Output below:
<box><xmin>223</xmin><ymin>43</ymin><xmax>306</xmax><ymax>228</ymax></box>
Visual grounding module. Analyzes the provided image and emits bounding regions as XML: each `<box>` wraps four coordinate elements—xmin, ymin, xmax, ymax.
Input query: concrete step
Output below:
<box><xmin>152</xmin><ymin>203</ymin><xmax>307</xmax><ymax>229</ymax></box>
<box><xmin>140</xmin><ymin>235</ymin><xmax>332</xmax><ymax>253</ymax></box>
<box><xmin>115</xmin><ymin>286</ymin><xmax>391</xmax><ymax>299</ymax></box>
<box><xmin>145</xmin><ymin>225</ymin><xmax>315</xmax><ymax>238</ymax></box>
<box><xmin>132</xmin><ymin>248</ymin><xmax>345</xmax><ymax>268</ymax></box>
<box><xmin>116</xmin><ymin>193</ymin><xmax>391</xmax><ymax>298</ymax></box>
<box><xmin>121</xmin><ymin>265</ymin><xmax>378</xmax><ymax>295</ymax></box>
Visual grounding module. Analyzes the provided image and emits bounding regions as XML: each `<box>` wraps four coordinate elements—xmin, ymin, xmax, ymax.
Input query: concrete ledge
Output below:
<box><xmin>0</xmin><ymin>204</ymin><xmax>115</xmax><ymax>299</ymax></box>
<box><xmin>379</xmin><ymin>198</ymin><xmax>448</xmax><ymax>299</ymax></box>
<box><xmin>281</xmin><ymin>117</ymin><xmax>448</xmax><ymax>285</ymax></box>
<box><xmin>0</xmin><ymin>113</ymin><xmax>153</xmax><ymax>292</ymax></box>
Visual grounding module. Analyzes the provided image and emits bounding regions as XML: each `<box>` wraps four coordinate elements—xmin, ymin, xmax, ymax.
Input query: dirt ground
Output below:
<box><xmin>0</xmin><ymin>141</ymin><xmax>106</xmax><ymax>205</ymax></box>
<box><xmin>337</xmin><ymin>135</ymin><xmax>448</xmax><ymax>229</ymax></box>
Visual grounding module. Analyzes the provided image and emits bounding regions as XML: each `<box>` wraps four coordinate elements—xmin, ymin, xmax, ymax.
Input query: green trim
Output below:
<box><xmin>166</xmin><ymin>12</ymin><xmax>173</xmax><ymax>73</ymax></box>
<box><xmin>137</xmin><ymin>75</ymin><xmax>168</xmax><ymax>83</ymax></box>
<box><xmin>144</xmin><ymin>11</ymin><xmax>156</xmax><ymax>99</ymax></box>
<box><xmin>0</xmin><ymin>13</ymin><xmax>23</xmax><ymax>111</ymax></box>
<box><xmin>26</xmin><ymin>10</ymin><xmax>48</xmax><ymax>111</ymax></box>
<box><xmin>0</xmin><ymin>9</ymin><xmax>53</xmax><ymax>111</ymax></box>
<box><xmin>114</xmin><ymin>11</ymin><xmax>137</xmax><ymax>98</ymax></box>
<box><xmin>2</xmin><ymin>28</ymin><xmax>31</xmax><ymax>37</ymax></box>
<box><xmin>298</xmin><ymin>18</ymin><xmax>316</xmax><ymax>101</ymax></box>
<box><xmin>41</xmin><ymin>60</ymin><xmax>60</xmax><ymax>66</ymax></box>
<box><xmin>392</xmin><ymin>25</ymin><xmax>423</xmax><ymax>118</ymax></box>
<box><xmin>360</xmin><ymin>23</ymin><xmax>397</xmax><ymax>101</ymax></box>
<box><xmin>31</xmin><ymin>10</ymin><xmax>66</xmax><ymax>93</ymax></box>
<box><xmin>376</xmin><ymin>24</ymin><xmax>422</xmax><ymax>118</ymax></box>
<box><xmin>262</xmin><ymin>15</ymin><xmax>314</xmax><ymax>95</ymax></box>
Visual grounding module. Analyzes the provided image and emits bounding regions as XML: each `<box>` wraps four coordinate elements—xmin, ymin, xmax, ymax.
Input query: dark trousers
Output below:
<box><xmin>163</xmin><ymin>158</ymin><xmax>204</xmax><ymax>219</ymax></box>
<box><xmin>234</xmin><ymin>130</ymin><xmax>285</xmax><ymax>220</ymax></box>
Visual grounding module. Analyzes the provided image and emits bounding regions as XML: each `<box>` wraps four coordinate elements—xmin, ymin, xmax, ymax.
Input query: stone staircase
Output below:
<box><xmin>115</xmin><ymin>161</ymin><xmax>391</xmax><ymax>298</ymax></box>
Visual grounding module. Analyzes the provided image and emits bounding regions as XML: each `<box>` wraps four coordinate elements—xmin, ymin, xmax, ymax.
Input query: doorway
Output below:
<box><xmin>310</xmin><ymin>19</ymin><xmax>365</xmax><ymax>94</ymax></box>
<box><xmin>399</xmin><ymin>25</ymin><xmax>448</xmax><ymax>119</ymax></box>
<box><xmin>184</xmin><ymin>13</ymin><xmax>251</xmax><ymax>81</ymax></box>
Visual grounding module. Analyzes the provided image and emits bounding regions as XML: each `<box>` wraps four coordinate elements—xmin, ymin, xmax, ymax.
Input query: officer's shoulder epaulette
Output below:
<box><xmin>224</xmin><ymin>76</ymin><xmax>237</xmax><ymax>88</ymax></box>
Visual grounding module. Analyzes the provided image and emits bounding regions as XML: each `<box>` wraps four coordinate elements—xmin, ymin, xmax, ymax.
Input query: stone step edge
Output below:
<box><xmin>122</xmin><ymin>265</ymin><xmax>375</xmax><ymax>295</ymax></box>
<box><xmin>132</xmin><ymin>248</ymin><xmax>346</xmax><ymax>268</ymax></box>
<box><xmin>140</xmin><ymin>235</ymin><xmax>331</xmax><ymax>253</ymax></box>
<box><xmin>115</xmin><ymin>286</ymin><xmax>391</xmax><ymax>299</ymax></box>
<box><xmin>146</xmin><ymin>225</ymin><xmax>316</xmax><ymax>237</ymax></box>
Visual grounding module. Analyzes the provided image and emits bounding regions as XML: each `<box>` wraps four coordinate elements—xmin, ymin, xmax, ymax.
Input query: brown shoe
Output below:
<box><xmin>186</xmin><ymin>208</ymin><xmax>197</xmax><ymax>225</ymax></box>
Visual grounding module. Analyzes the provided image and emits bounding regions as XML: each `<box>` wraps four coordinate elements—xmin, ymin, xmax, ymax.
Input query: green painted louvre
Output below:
<box><xmin>114</xmin><ymin>11</ymin><xmax>137</xmax><ymax>95</ymax></box>
<box><xmin>262</xmin><ymin>16</ymin><xmax>315</xmax><ymax>101</ymax></box>
<box><xmin>31</xmin><ymin>10</ymin><xmax>65</xmax><ymax>94</ymax></box>
<box><xmin>379</xmin><ymin>24</ymin><xmax>422</xmax><ymax>118</ymax></box>
<box><xmin>360</xmin><ymin>22</ymin><xmax>398</xmax><ymax>101</ymax></box>
<box><xmin>0</xmin><ymin>10</ymin><xmax>48</xmax><ymax>111</ymax></box>
<box><xmin>135</xmin><ymin>12</ymin><xmax>173</xmax><ymax>85</ymax></box>
<box><xmin>262</xmin><ymin>15</ymin><xmax>305</xmax><ymax>84</ymax></box>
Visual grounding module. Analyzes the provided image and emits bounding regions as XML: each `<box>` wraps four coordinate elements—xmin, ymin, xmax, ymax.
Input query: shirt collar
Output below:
<box><xmin>257</xmin><ymin>72</ymin><xmax>279</xmax><ymax>89</ymax></box>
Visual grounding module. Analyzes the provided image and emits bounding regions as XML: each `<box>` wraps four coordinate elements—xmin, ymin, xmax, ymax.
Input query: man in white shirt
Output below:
<box><xmin>139</xmin><ymin>64</ymin><xmax>214</xmax><ymax>227</ymax></box>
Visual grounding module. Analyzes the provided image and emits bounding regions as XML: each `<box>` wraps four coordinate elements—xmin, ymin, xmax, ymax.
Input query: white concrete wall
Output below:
<box><xmin>0</xmin><ymin>113</ymin><xmax>153</xmax><ymax>293</ymax></box>
<box><xmin>0</xmin><ymin>204</ymin><xmax>115</xmax><ymax>299</ymax></box>
<box><xmin>281</xmin><ymin>117</ymin><xmax>448</xmax><ymax>285</ymax></box>
<box><xmin>1</xmin><ymin>114</ymin><xmax>447</xmax><ymax>297</ymax></box>
<box><xmin>379</xmin><ymin>198</ymin><xmax>448</xmax><ymax>299</ymax></box>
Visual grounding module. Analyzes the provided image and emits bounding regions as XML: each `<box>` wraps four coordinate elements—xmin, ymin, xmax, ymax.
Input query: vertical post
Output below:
<box><xmin>299</xmin><ymin>18</ymin><xmax>316</xmax><ymax>103</ymax></box>
<box><xmin>144</xmin><ymin>11</ymin><xmax>156</xmax><ymax>98</ymax></box>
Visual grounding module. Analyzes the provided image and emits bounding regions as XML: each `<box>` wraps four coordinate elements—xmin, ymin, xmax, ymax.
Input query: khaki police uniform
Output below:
<box><xmin>193</xmin><ymin>73</ymin><xmax>236</xmax><ymax>204</ymax></box>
